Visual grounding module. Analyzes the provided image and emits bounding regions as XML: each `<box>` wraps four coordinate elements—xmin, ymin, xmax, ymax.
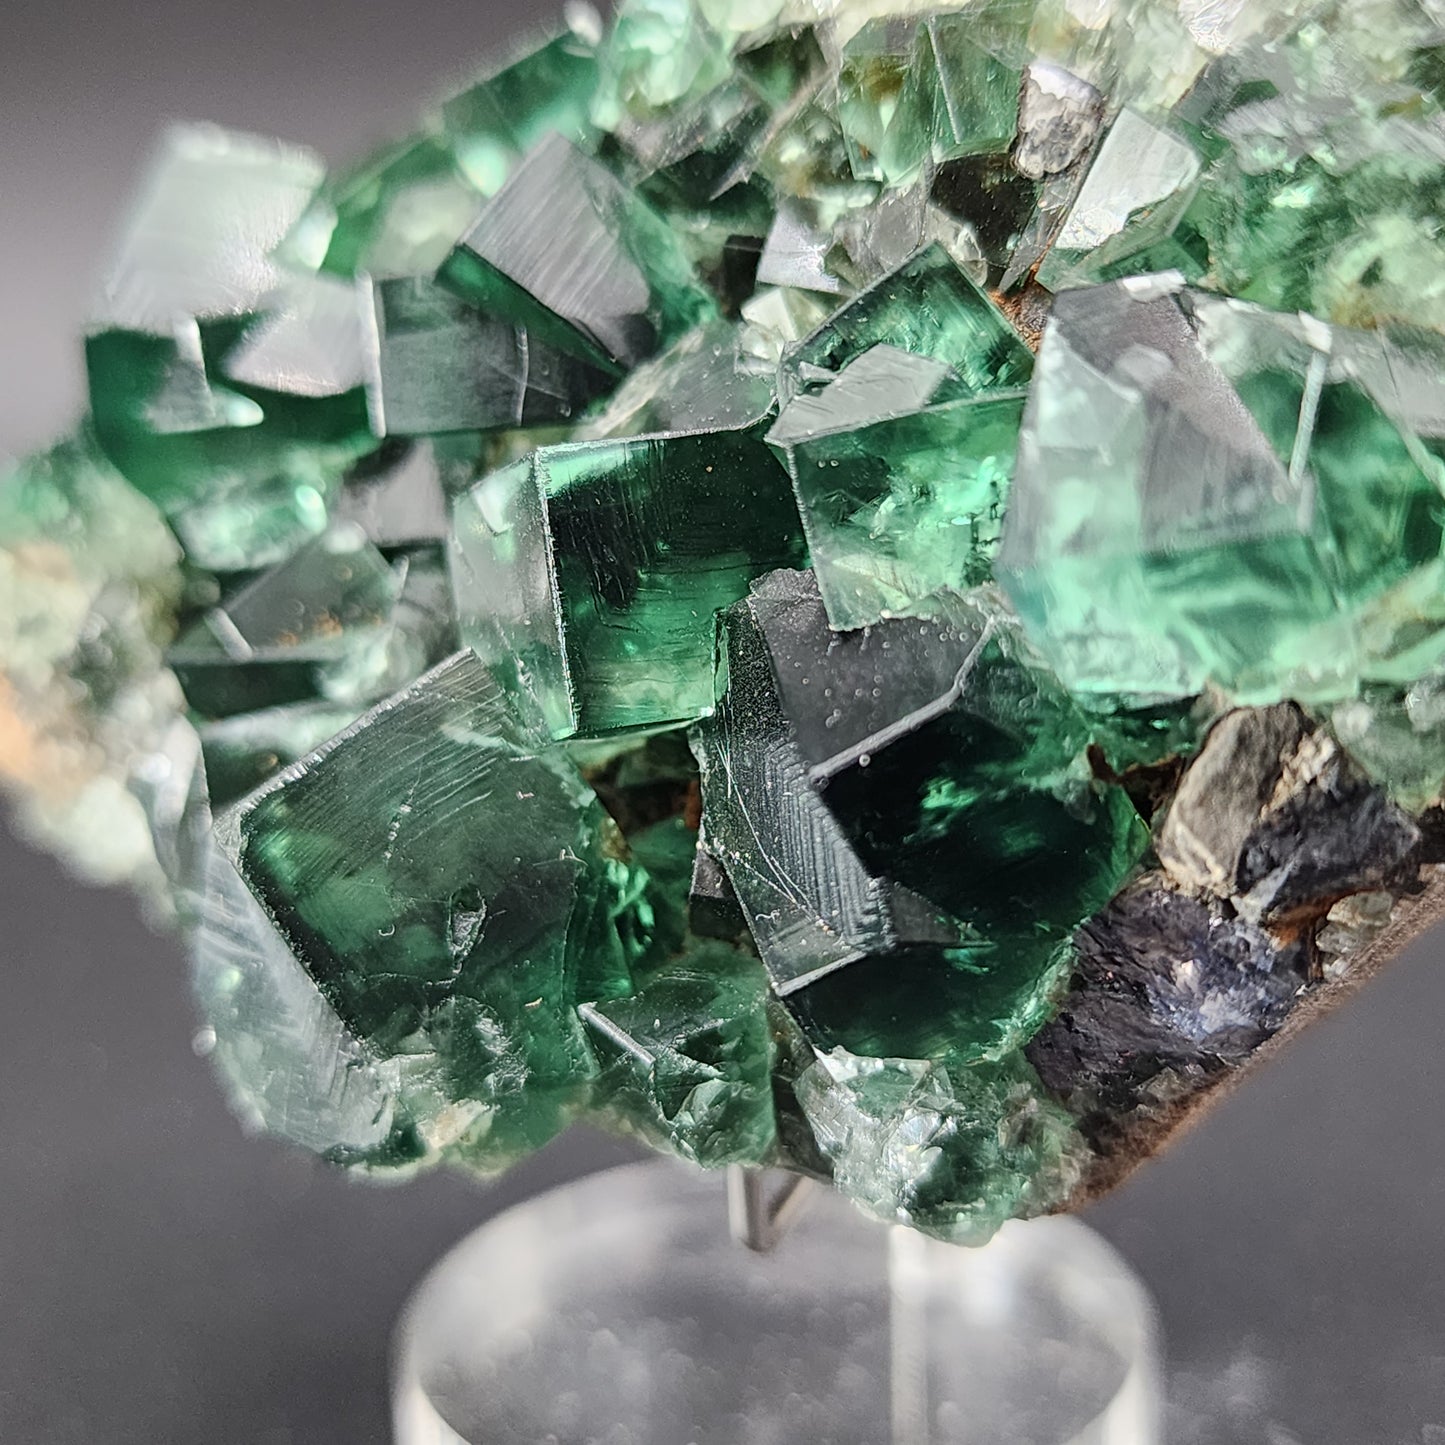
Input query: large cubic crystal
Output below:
<box><xmin>997</xmin><ymin>275</ymin><xmax>1445</xmax><ymax>703</ymax></box>
<box><xmin>221</xmin><ymin>651</ymin><xmax>648</xmax><ymax>1163</ymax></box>
<box><xmin>192</xmin><ymin>839</ymin><xmax>425</xmax><ymax>1166</ymax></box>
<box><xmin>697</xmin><ymin>570</ymin><xmax>1146</xmax><ymax>1063</ymax></box>
<box><xmin>743</xmin><ymin>570</ymin><xmax>1146</xmax><ymax>930</ymax></box>
<box><xmin>450</xmin><ymin>429</ymin><xmax>805</xmax><ymax>738</ymax></box>
<box><xmin>692</xmin><ymin>575</ymin><xmax>973</xmax><ymax>1006</ymax></box>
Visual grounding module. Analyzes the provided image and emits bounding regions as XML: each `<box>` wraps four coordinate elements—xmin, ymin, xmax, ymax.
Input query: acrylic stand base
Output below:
<box><xmin>392</xmin><ymin>1160</ymin><xmax>1162</xmax><ymax>1445</ymax></box>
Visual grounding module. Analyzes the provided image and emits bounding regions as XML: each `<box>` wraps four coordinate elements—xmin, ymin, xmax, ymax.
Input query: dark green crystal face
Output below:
<box><xmin>12</xmin><ymin>0</ymin><xmax>1445</xmax><ymax>1244</ymax></box>
<box><xmin>229</xmin><ymin>652</ymin><xmax>638</xmax><ymax>1035</ymax></box>
<box><xmin>451</xmin><ymin>429</ymin><xmax>806</xmax><ymax>738</ymax></box>
<box><xmin>697</xmin><ymin>569</ymin><xmax>1146</xmax><ymax>1068</ymax></box>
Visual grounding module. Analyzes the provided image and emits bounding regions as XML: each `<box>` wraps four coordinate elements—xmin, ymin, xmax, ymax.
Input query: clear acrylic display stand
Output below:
<box><xmin>392</xmin><ymin>1160</ymin><xmax>1162</xmax><ymax>1445</ymax></box>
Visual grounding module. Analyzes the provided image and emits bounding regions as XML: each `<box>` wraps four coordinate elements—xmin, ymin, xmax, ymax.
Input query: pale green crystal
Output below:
<box><xmin>95</xmin><ymin>123</ymin><xmax>323</xmax><ymax>332</ymax></box>
<box><xmin>782</xmin><ymin>244</ymin><xmax>1032</xmax><ymax>402</ymax></box>
<box><xmin>769</xmin><ymin>344</ymin><xmax>1025</xmax><ymax>627</ymax></box>
<box><xmin>998</xmin><ymin>275</ymin><xmax>1445</xmax><ymax>703</ymax></box>
<box><xmin>796</xmin><ymin>1047</ymin><xmax>1086</xmax><ymax>1243</ymax></box>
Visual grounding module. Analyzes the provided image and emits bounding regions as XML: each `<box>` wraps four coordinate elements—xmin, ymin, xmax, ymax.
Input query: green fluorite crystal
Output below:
<box><xmin>796</xmin><ymin>1048</ymin><xmax>1084</xmax><ymax>1242</ymax></box>
<box><xmin>439</xmin><ymin>135</ymin><xmax>717</xmax><ymax>374</ymax></box>
<box><xmin>836</xmin><ymin>11</ymin><xmax>1023</xmax><ymax>185</ymax></box>
<box><xmin>367</xmin><ymin>277</ymin><xmax>609</xmax><ymax>436</ymax></box>
<box><xmin>782</xmin><ymin>244</ymin><xmax>1033</xmax><ymax>402</ymax></box>
<box><xmin>450</xmin><ymin>428</ymin><xmax>804</xmax><ymax>738</ymax></box>
<box><xmin>696</xmin><ymin>570</ymin><xmax>1146</xmax><ymax>1066</ymax></box>
<box><xmin>192</xmin><ymin>839</ymin><xmax>426</xmax><ymax>1166</ymax></box>
<box><xmin>582</xmin><ymin>939</ymin><xmax>777</xmax><ymax>1167</ymax></box>
<box><xmin>222</xmin><ymin>650</ymin><xmax>648</xmax><ymax>1164</ymax></box>
<box><xmin>12</xmin><ymin>0</ymin><xmax>1445</xmax><ymax>1247</ymax></box>
<box><xmin>86</xmin><ymin>125</ymin><xmax>381</xmax><ymax>572</ymax></box>
<box><xmin>769</xmin><ymin>343</ymin><xmax>1027</xmax><ymax>628</ymax></box>
<box><xmin>998</xmin><ymin>275</ymin><xmax>1445</xmax><ymax>702</ymax></box>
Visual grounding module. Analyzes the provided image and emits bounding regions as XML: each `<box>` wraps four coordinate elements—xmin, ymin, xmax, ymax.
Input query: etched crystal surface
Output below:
<box><xmin>8</xmin><ymin>0</ymin><xmax>1445</xmax><ymax>1243</ymax></box>
<box><xmin>439</xmin><ymin>135</ymin><xmax>716</xmax><ymax>374</ymax></box>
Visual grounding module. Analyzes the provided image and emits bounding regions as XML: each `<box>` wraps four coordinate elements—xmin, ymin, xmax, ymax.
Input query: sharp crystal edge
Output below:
<box><xmin>7</xmin><ymin>0</ymin><xmax>1445</xmax><ymax>1241</ymax></box>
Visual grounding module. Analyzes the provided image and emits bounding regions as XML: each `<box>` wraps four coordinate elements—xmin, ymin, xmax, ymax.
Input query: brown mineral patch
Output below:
<box><xmin>991</xmin><ymin>282</ymin><xmax>1053</xmax><ymax>351</ymax></box>
<box><xmin>0</xmin><ymin>678</ymin><xmax>38</xmax><ymax>781</ymax></box>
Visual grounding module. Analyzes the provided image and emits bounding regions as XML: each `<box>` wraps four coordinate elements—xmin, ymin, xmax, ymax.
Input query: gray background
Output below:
<box><xmin>3</xmin><ymin>2</ymin><xmax>1444</xmax><ymax>1440</ymax></box>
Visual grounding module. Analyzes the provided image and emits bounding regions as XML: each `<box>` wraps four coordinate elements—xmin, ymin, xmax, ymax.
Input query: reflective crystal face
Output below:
<box><xmin>7</xmin><ymin>0</ymin><xmax>1445</xmax><ymax>1243</ymax></box>
<box><xmin>449</xmin><ymin>429</ymin><xmax>805</xmax><ymax>738</ymax></box>
<box><xmin>998</xmin><ymin>276</ymin><xmax>1445</xmax><ymax>702</ymax></box>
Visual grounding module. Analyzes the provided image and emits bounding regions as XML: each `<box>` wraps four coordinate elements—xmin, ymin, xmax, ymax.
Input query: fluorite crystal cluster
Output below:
<box><xmin>7</xmin><ymin>0</ymin><xmax>1445</xmax><ymax>1243</ymax></box>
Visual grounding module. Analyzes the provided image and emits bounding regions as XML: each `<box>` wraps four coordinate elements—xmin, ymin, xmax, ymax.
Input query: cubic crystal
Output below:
<box><xmin>450</xmin><ymin>429</ymin><xmax>804</xmax><ymax>738</ymax></box>
<box><xmin>222</xmin><ymin>650</ymin><xmax>649</xmax><ymax>1165</ymax></box>
<box><xmin>769</xmin><ymin>344</ymin><xmax>1026</xmax><ymax>627</ymax></box>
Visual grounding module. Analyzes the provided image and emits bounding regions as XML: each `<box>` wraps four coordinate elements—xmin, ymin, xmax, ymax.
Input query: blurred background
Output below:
<box><xmin>3</xmin><ymin>2</ymin><xmax>1445</xmax><ymax>1440</ymax></box>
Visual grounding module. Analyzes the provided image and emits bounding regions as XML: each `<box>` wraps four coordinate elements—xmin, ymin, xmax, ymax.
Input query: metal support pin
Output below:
<box><xmin>726</xmin><ymin>1165</ymin><xmax>816</xmax><ymax>1253</ymax></box>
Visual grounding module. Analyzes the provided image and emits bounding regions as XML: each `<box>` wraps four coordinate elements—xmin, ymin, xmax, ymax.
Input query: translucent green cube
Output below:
<box><xmin>768</xmin><ymin>344</ymin><xmax>1027</xmax><ymax>628</ymax></box>
<box><xmin>450</xmin><ymin>429</ymin><xmax>805</xmax><ymax>738</ymax></box>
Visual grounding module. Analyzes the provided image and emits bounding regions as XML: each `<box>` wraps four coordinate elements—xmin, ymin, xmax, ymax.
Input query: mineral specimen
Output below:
<box><xmin>7</xmin><ymin>0</ymin><xmax>1445</xmax><ymax>1244</ymax></box>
